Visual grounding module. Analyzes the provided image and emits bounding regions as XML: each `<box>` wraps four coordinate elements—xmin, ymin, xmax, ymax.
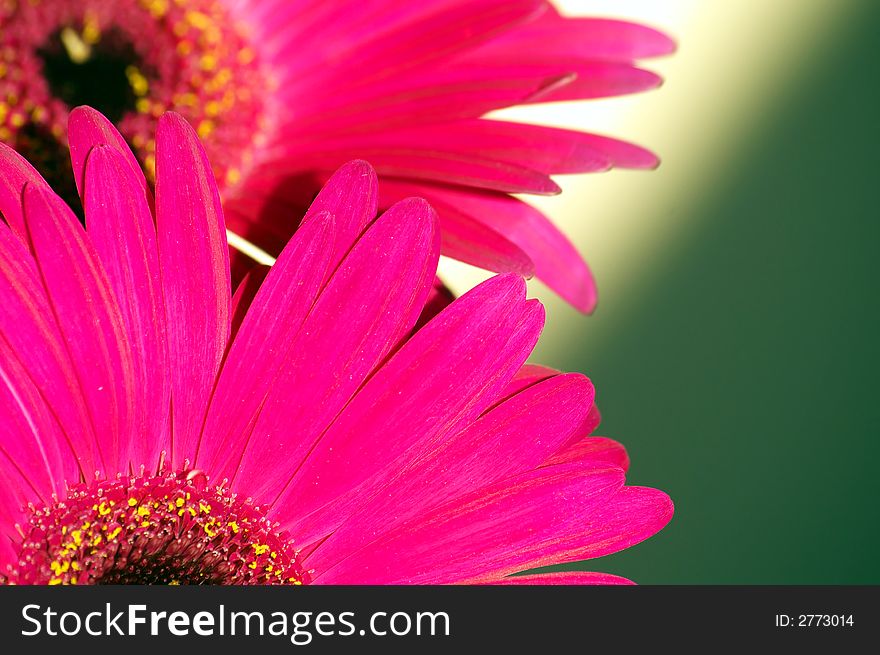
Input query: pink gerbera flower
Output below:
<box><xmin>0</xmin><ymin>0</ymin><xmax>673</xmax><ymax>312</ymax></box>
<box><xmin>0</xmin><ymin>108</ymin><xmax>671</xmax><ymax>585</ymax></box>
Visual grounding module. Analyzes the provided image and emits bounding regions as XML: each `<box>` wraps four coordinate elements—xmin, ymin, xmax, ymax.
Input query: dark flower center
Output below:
<box><xmin>1</xmin><ymin>471</ymin><xmax>308</xmax><ymax>585</ymax></box>
<box><xmin>37</xmin><ymin>25</ymin><xmax>144</xmax><ymax>124</ymax></box>
<box><xmin>0</xmin><ymin>0</ymin><xmax>267</xmax><ymax>212</ymax></box>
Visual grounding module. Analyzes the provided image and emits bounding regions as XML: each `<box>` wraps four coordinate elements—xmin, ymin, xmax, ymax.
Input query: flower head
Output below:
<box><xmin>0</xmin><ymin>108</ymin><xmax>671</xmax><ymax>584</ymax></box>
<box><xmin>0</xmin><ymin>0</ymin><xmax>673</xmax><ymax>312</ymax></box>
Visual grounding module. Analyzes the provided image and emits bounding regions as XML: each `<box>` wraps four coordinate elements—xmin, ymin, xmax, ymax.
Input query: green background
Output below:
<box><xmin>540</xmin><ymin>3</ymin><xmax>880</xmax><ymax>583</ymax></box>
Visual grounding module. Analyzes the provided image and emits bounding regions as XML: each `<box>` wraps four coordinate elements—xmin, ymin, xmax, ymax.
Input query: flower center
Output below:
<box><xmin>2</xmin><ymin>471</ymin><xmax>308</xmax><ymax>585</ymax></box>
<box><xmin>0</xmin><ymin>0</ymin><xmax>266</xmax><ymax>209</ymax></box>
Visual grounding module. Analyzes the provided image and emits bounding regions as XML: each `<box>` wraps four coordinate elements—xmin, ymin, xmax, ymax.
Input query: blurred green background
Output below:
<box><xmin>529</xmin><ymin>1</ymin><xmax>880</xmax><ymax>583</ymax></box>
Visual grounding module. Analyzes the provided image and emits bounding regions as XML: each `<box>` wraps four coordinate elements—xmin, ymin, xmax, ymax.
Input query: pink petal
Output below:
<box><xmin>292</xmin><ymin>0</ymin><xmax>545</xmax><ymax>92</ymax></box>
<box><xmin>276</xmin><ymin>67</ymin><xmax>572</xmax><ymax>136</ymax></box>
<box><xmin>498</xmin><ymin>363</ymin><xmax>559</xmax><ymax>399</ymax></box>
<box><xmin>499</xmin><ymin>486</ymin><xmax>673</xmax><ymax>574</ymax></box>
<box><xmin>413</xmin><ymin>276</ymin><xmax>455</xmax><ymax>332</ymax></box>
<box><xmin>524</xmin><ymin>62</ymin><xmax>663</xmax><ymax>103</ymax></box>
<box><xmin>22</xmin><ymin>185</ymin><xmax>136</xmax><ymax>475</ymax></box>
<box><xmin>0</xmin><ymin>462</ymin><xmax>32</xmax><ymax>568</ymax></box>
<box><xmin>386</xmin><ymin>182</ymin><xmax>596</xmax><ymax>312</ymax></box>
<box><xmin>68</xmin><ymin>106</ymin><xmax>148</xmax><ymax>200</ymax></box>
<box><xmin>270</xmin><ymin>148</ymin><xmax>560</xmax><ymax>195</ymax></box>
<box><xmin>0</xmin><ymin>223</ymin><xmax>98</xmax><ymax>473</ymax></box>
<box><xmin>83</xmin><ymin>145</ymin><xmax>169</xmax><ymax>469</ymax></box>
<box><xmin>230</xmin><ymin>198</ymin><xmax>439</xmax><ymax>501</ymax></box>
<box><xmin>0</xmin><ymin>337</ymin><xmax>75</xmax><ymax>503</ymax></box>
<box><xmin>197</xmin><ymin>211</ymin><xmax>335</xmax><ymax>474</ymax></box>
<box><xmin>154</xmin><ymin>113</ymin><xmax>230</xmax><ymax>467</ymax></box>
<box><xmin>293</xmin><ymin>120</ymin><xmax>614</xmax><ymax>175</ymax></box>
<box><xmin>485</xmin><ymin>13</ymin><xmax>676</xmax><ymax>61</ymax></box>
<box><xmin>488</xmin><ymin>571</ymin><xmax>634</xmax><ymax>585</ymax></box>
<box><xmin>229</xmin><ymin>264</ymin><xmax>270</xmax><ymax>342</ymax></box>
<box><xmin>380</xmin><ymin>180</ymin><xmax>534</xmax><ymax>277</ymax></box>
<box><xmin>0</xmin><ymin>142</ymin><xmax>51</xmax><ymax>240</ymax></box>
<box><xmin>308</xmin><ymin>374</ymin><xmax>595</xmax><ymax>576</ymax></box>
<box><xmin>317</xmin><ymin>462</ymin><xmax>624</xmax><ymax>584</ymax></box>
<box><xmin>296</xmin><ymin>160</ymin><xmax>379</xmax><ymax>278</ymax></box>
<box><xmin>224</xmin><ymin>160</ymin><xmax>379</xmax><ymax>268</ymax></box>
<box><xmin>270</xmin><ymin>274</ymin><xmax>543</xmax><ymax>545</ymax></box>
<box><xmin>544</xmin><ymin>436</ymin><xmax>630</xmax><ymax>472</ymax></box>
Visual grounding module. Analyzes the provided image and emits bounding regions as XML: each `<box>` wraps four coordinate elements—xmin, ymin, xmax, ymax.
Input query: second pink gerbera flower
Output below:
<box><xmin>0</xmin><ymin>0</ymin><xmax>673</xmax><ymax>312</ymax></box>
<box><xmin>0</xmin><ymin>107</ymin><xmax>672</xmax><ymax>585</ymax></box>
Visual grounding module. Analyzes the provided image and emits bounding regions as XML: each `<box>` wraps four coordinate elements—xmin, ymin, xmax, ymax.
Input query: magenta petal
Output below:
<box><xmin>503</xmin><ymin>485</ymin><xmax>674</xmax><ymax>573</ymax></box>
<box><xmin>441</xmin><ymin>188</ymin><xmax>597</xmax><ymax>312</ymax></box>
<box><xmin>270</xmin><ymin>274</ymin><xmax>543</xmax><ymax>544</ymax></box>
<box><xmin>68</xmin><ymin>106</ymin><xmax>147</xmax><ymax>199</ymax></box>
<box><xmin>544</xmin><ymin>436</ymin><xmax>630</xmax><ymax>472</ymax></box>
<box><xmin>231</xmin><ymin>198</ymin><xmax>440</xmax><ymax>500</ymax></box>
<box><xmin>279</xmin><ymin>67</ymin><xmax>572</xmax><ymax>135</ymax></box>
<box><xmin>155</xmin><ymin>113</ymin><xmax>230</xmax><ymax>467</ymax></box>
<box><xmin>297</xmin><ymin>0</ymin><xmax>545</xmax><ymax>90</ymax></box>
<box><xmin>308</xmin><ymin>373</ymin><xmax>595</xmax><ymax>576</ymax></box>
<box><xmin>527</xmin><ymin>62</ymin><xmax>663</xmax><ymax>103</ymax></box>
<box><xmin>488</xmin><ymin>571</ymin><xmax>634</xmax><ymax>585</ymax></box>
<box><xmin>0</xmin><ymin>142</ymin><xmax>51</xmax><ymax>240</ymax></box>
<box><xmin>84</xmin><ymin>145</ymin><xmax>169</xmax><ymax>469</ymax></box>
<box><xmin>285</xmin><ymin>148</ymin><xmax>560</xmax><ymax>195</ymax></box>
<box><xmin>297</xmin><ymin>160</ymin><xmax>379</xmax><ymax>278</ymax></box>
<box><xmin>317</xmin><ymin>462</ymin><xmax>624</xmax><ymax>584</ymax></box>
<box><xmin>197</xmin><ymin>211</ymin><xmax>336</xmax><ymax>475</ymax></box>
<box><xmin>22</xmin><ymin>185</ymin><xmax>135</xmax><ymax>475</ymax></box>
<box><xmin>487</xmin><ymin>14</ymin><xmax>676</xmax><ymax>61</ymax></box>
<box><xmin>0</xmin><ymin>224</ymin><xmax>98</xmax><ymax>473</ymax></box>
<box><xmin>498</xmin><ymin>363</ymin><xmax>559</xmax><ymax>399</ymax></box>
<box><xmin>414</xmin><ymin>276</ymin><xmax>456</xmax><ymax>332</ymax></box>
<box><xmin>380</xmin><ymin>180</ymin><xmax>534</xmax><ymax>277</ymax></box>
<box><xmin>0</xmin><ymin>335</ymin><xmax>76</xmax><ymax>502</ymax></box>
<box><xmin>229</xmin><ymin>265</ymin><xmax>270</xmax><ymax>342</ymax></box>
<box><xmin>389</xmin><ymin>183</ymin><xmax>596</xmax><ymax>311</ymax></box>
<box><xmin>304</xmin><ymin>120</ymin><xmax>613</xmax><ymax>175</ymax></box>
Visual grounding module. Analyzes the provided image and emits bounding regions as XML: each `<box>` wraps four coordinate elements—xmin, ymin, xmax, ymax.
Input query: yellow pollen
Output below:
<box><xmin>82</xmin><ymin>14</ymin><xmax>101</xmax><ymax>45</ymax></box>
<box><xmin>225</xmin><ymin>169</ymin><xmax>241</xmax><ymax>185</ymax></box>
<box><xmin>142</xmin><ymin>0</ymin><xmax>170</xmax><ymax>19</ymax></box>
<box><xmin>125</xmin><ymin>66</ymin><xmax>150</xmax><ymax>96</ymax></box>
<box><xmin>50</xmin><ymin>560</ymin><xmax>70</xmax><ymax>575</ymax></box>
<box><xmin>196</xmin><ymin>119</ymin><xmax>214</xmax><ymax>138</ymax></box>
<box><xmin>185</xmin><ymin>10</ymin><xmax>212</xmax><ymax>31</ymax></box>
<box><xmin>59</xmin><ymin>26</ymin><xmax>92</xmax><ymax>64</ymax></box>
<box><xmin>128</xmin><ymin>498</ymin><xmax>138</xmax><ymax>507</ymax></box>
<box><xmin>200</xmin><ymin>53</ymin><xmax>217</xmax><ymax>71</ymax></box>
